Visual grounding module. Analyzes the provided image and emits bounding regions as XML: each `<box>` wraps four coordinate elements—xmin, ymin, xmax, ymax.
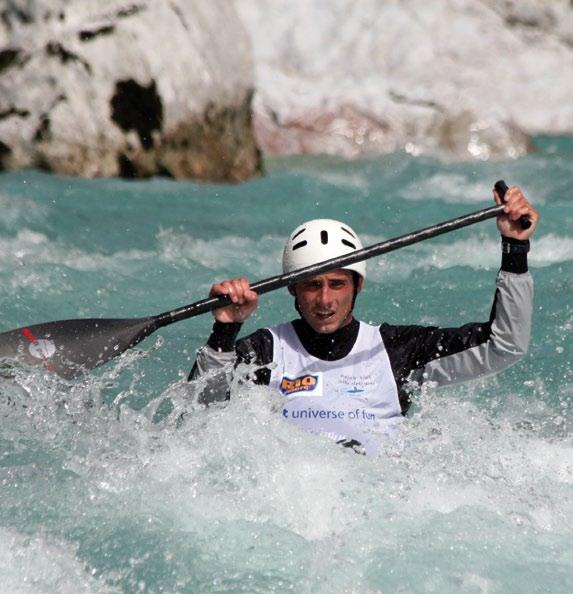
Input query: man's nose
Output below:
<box><xmin>318</xmin><ymin>284</ymin><xmax>332</xmax><ymax>304</ymax></box>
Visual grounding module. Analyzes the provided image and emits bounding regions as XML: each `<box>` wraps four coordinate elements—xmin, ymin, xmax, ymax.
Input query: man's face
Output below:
<box><xmin>291</xmin><ymin>269</ymin><xmax>362</xmax><ymax>334</ymax></box>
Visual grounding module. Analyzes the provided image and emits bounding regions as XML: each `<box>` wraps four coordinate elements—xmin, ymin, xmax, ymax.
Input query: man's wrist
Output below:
<box><xmin>501</xmin><ymin>235</ymin><xmax>530</xmax><ymax>253</ymax></box>
<box><xmin>501</xmin><ymin>236</ymin><xmax>529</xmax><ymax>273</ymax></box>
<box><xmin>206</xmin><ymin>320</ymin><xmax>242</xmax><ymax>352</ymax></box>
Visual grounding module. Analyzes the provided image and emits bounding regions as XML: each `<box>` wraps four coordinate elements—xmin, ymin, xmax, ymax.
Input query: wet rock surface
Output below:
<box><xmin>1</xmin><ymin>0</ymin><xmax>571</xmax><ymax>180</ymax></box>
<box><xmin>237</xmin><ymin>0</ymin><xmax>573</xmax><ymax>161</ymax></box>
<box><xmin>0</xmin><ymin>0</ymin><xmax>261</xmax><ymax>181</ymax></box>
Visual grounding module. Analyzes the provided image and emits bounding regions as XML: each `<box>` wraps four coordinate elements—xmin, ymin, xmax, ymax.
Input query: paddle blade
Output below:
<box><xmin>0</xmin><ymin>317</ymin><xmax>158</xmax><ymax>379</ymax></box>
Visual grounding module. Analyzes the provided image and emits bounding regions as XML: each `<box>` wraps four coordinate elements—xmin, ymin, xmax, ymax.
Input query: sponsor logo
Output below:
<box><xmin>28</xmin><ymin>339</ymin><xmax>56</xmax><ymax>360</ymax></box>
<box><xmin>346</xmin><ymin>386</ymin><xmax>365</xmax><ymax>394</ymax></box>
<box><xmin>280</xmin><ymin>374</ymin><xmax>319</xmax><ymax>396</ymax></box>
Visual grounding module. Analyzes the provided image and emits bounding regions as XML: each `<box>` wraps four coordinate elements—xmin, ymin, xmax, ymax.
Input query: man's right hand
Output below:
<box><xmin>210</xmin><ymin>277</ymin><xmax>259</xmax><ymax>323</ymax></box>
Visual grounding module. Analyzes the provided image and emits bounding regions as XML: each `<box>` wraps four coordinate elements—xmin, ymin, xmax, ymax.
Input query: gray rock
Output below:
<box><xmin>236</xmin><ymin>0</ymin><xmax>573</xmax><ymax>161</ymax></box>
<box><xmin>0</xmin><ymin>0</ymin><xmax>262</xmax><ymax>181</ymax></box>
<box><xmin>2</xmin><ymin>0</ymin><xmax>571</xmax><ymax>175</ymax></box>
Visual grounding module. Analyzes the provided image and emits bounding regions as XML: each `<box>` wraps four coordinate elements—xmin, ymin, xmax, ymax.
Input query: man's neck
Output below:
<box><xmin>292</xmin><ymin>317</ymin><xmax>359</xmax><ymax>361</ymax></box>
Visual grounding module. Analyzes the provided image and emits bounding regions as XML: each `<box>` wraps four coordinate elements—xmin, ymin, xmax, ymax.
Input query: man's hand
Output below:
<box><xmin>494</xmin><ymin>185</ymin><xmax>539</xmax><ymax>240</ymax></box>
<box><xmin>210</xmin><ymin>277</ymin><xmax>259</xmax><ymax>323</ymax></box>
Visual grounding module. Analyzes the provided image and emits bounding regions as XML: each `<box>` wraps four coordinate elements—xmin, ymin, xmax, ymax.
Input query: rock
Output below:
<box><xmin>0</xmin><ymin>0</ymin><xmax>262</xmax><ymax>181</ymax></box>
<box><xmin>2</xmin><ymin>0</ymin><xmax>571</xmax><ymax>175</ymax></box>
<box><xmin>426</xmin><ymin>111</ymin><xmax>535</xmax><ymax>161</ymax></box>
<box><xmin>236</xmin><ymin>0</ymin><xmax>573</xmax><ymax>161</ymax></box>
<box><xmin>255</xmin><ymin>104</ymin><xmax>396</xmax><ymax>158</ymax></box>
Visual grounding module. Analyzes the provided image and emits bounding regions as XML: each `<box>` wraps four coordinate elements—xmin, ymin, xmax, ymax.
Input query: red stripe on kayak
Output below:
<box><xmin>22</xmin><ymin>327</ymin><xmax>37</xmax><ymax>343</ymax></box>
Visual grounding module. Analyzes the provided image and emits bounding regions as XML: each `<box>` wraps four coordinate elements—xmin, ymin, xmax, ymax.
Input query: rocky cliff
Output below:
<box><xmin>0</xmin><ymin>0</ymin><xmax>261</xmax><ymax>181</ymax></box>
<box><xmin>1</xmin><ymin>0</ymin><xmax>571</xmax><ymax>181</ymax></box>
<box><xmin>237</xmin><ymin>0</ymin><xmax>573</xmax><ymax>160</ymax></box>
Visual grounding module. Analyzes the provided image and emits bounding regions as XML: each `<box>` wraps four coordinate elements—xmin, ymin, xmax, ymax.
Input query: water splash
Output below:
<box><xmin>1</xmin><ymin>359</ymin><xmax>570</xmax><ymax>592</ymax></box>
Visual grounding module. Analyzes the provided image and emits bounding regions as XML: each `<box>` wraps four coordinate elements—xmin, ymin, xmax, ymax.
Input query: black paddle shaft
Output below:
<box><xmin>0</xmin><ymin>180</ymin><xmax>521</xmax><ymax>378</ymax></box>
<box><xmin>159</xmin><ymin>178</ymin><xmax>532</xmax><ymax>326</ymax></box>
<box><xmin>158</xmin><ymin>202</ymin><xmax>507</xmax><ymax>327</ymax></box>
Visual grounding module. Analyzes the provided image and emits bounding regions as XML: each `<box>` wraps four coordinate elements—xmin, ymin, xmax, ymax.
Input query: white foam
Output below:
<box><xmin>0</xmin><ymin>229</ymin><xmax>153</xmax><ymax>294</ymax></box>
<box><xmin>1</xmin><ymin>363</ymin><xmax>570</xmax><ymax>589</ymax></box>
<box><xmin>399</xmin><ymin>174</ymin><xmax>549</xmax><ymax>206</ymax></box>
<box><xmin>529</xmin><ymin>233</ymin><xmax>573</xmax><ymax>267</ymax></box>
<box><xmin>137</xmin><ymin>382</ymin><xmax>365</xmax><ymax>541</ymax></box>
<box><xmin>0</xmin><ymin>528</ymin><xmax>116</xmax><ymax>594</ymax></box>
<box><xmin>400</xmin><ymin>174</ymin><xmax>494</xmax><ymax>204</ymax></box>
<box><xmin>365</xmin><ymin>232</ymin><xmax>573</xmax><ymax>282</ymax></box>
<box><xmin>0</xmin><ymin>192</ymin><xmax>49</xmax><ymax>226</ymax></box>
<box><xmin>365</xmin><ymin>235</ymin><xmax>498</xmax><ymax>281</ymax></box>
<box><xmin>156</xmin><ymin>229</ymin><xmax>283</xmax><ymax>276</ymax></box>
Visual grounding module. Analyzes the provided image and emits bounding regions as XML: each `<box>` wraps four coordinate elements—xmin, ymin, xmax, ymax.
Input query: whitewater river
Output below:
<box><xmin>0</xmin><ymin>137</ymin><xmax>571</xmax><ymax>593</ymax></box>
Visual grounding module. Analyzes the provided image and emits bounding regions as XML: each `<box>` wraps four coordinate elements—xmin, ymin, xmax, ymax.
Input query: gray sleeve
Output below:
<box><xmin>189</xmin><ymin>345</ymin><xmax>236</xmax><ymax>404</ymax></box>
<box><xmin>422</xmin><ymin>270</ymin><xmax>533</xmax><ymax>386</ymax></box>
<box><xmin>189</xmin><ymin>327</ymin><xmax>274</xmax><ymax>403</ymax></box>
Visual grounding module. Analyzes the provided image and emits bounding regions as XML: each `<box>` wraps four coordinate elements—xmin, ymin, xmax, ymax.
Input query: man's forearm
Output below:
<box><xmin>423</xmin><ymin>265</ymin><xmax>533</xmax><ymax>386</ymax></box>
<box><xmin>189</xmin><ymin>321</ymin><xmax>242</xmax><ymax>403</ymax></box>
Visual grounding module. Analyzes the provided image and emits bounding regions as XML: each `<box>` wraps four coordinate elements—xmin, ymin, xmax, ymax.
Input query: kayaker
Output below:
<box><xmin>189</xmin><ymin>185</ymin><xmax>539</xmax><ymax>454</ymax></box>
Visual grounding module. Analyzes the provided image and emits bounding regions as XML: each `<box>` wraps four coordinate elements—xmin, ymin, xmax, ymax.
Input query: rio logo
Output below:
<box><xmin>280</xmin><ymin>374</ymin><xmax>318</xmax><ymax>395</ymax></box>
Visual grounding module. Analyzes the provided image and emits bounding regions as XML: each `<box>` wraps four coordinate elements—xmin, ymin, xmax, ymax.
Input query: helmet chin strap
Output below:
<box><xmin>350</xmin><ymin>273</ymin><xmax>360</xmax><ymax>310</ymax></box>
<box><xmin>341</xmin><ymin>307</ymin><xmax>354</xmax><ymax>326</ymax></box>
<box><xmin>294</xmin><ymin>297</ymin><xmax>302</xmax><ymax>318</ymax></box>
<box><xmin>342</xmin><ymin>285</ymin><xmax>359</xmax><ymax>325</ymax></box>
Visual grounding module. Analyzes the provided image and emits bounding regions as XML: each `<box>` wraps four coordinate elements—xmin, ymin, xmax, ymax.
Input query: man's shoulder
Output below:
<box><xmin>377</xmin><ymin>321</ymin><xmax>439</xmax><ymax>342</ymax></box>
<box><xmin>238</xmin><ymin>326</ymin><xmax>274</xmax><ymax>346</ymax></box>
<box><xmin>236</xmin><ymin>327</ymin><xmax>275</xmax><ymax>364</ymax></box>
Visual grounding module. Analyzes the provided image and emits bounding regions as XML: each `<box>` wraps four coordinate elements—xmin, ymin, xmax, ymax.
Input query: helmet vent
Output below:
<box><xmin>320</xmin><ymin>230</ymin><xmax>328</xmax><ymax>244</ymax></box>
<box><xmin>292</xmin><ymin>228</ymin><xmax>306</xmax><ymax>240</ymax></box>
<box><xmin>341</xmin><ymin>226</ymin><xmax>356</xmax><ymax>238</ymax></box>
<box><xmin>341</xmin><ymin>239</ymin><xmax>356</xmax><ymax>248</ymax></box>
<box><xmin>292</xmin><ymin>240</ymin><xmax>307</xmax><ymax>251</ymax></box>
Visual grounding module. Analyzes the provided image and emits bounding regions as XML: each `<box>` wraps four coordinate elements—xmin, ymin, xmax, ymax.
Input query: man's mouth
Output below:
<box><xmin>315</xmin><ymin>311</ymin><xmax>335</xmax><ymax>320</ymax></box>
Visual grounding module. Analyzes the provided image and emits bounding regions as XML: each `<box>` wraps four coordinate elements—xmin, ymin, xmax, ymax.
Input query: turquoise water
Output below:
<box><xmin>0</xmin><ymin>137</ymin><xmax>571</xmax><ymax>593</ymax></box>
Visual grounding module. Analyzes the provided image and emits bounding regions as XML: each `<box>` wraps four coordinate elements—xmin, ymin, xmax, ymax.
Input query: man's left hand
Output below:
<box><xmin>494</xmin><ymin>185</ymin><xmax>539</xmax><ymax>240</ymax></box>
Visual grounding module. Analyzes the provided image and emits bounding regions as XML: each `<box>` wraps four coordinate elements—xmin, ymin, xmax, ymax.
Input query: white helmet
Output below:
<box><xmin>282</xmin><ymin>219</ymin><xmax>366</xmax><ymax>278</ymax></box>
